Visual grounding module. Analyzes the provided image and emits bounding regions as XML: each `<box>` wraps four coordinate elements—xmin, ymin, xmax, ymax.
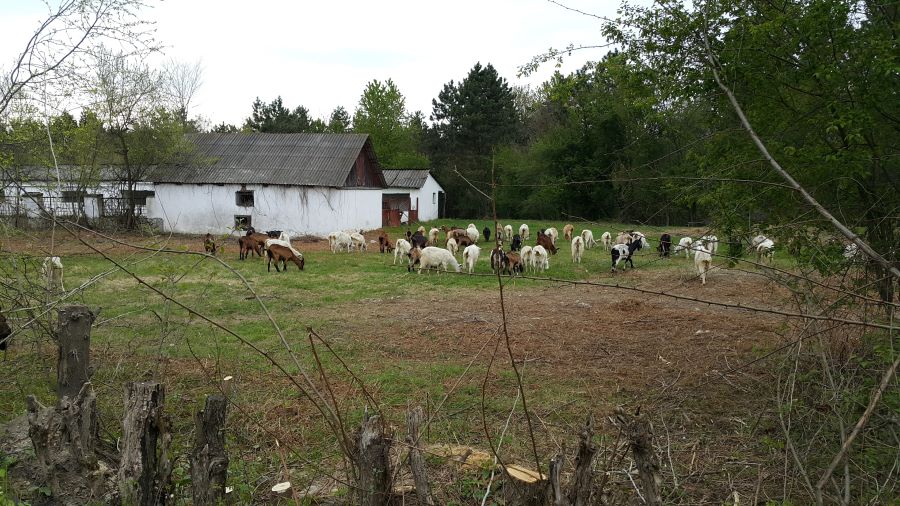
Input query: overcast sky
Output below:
<box><xmin>0</xmin><ymin>0</ymin><xmax>619</xmax><ymax>128</ymax></box>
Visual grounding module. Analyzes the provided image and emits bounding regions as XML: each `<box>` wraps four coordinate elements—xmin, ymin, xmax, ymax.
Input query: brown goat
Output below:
<box><xmin>267</xmin><ymin>244</ymin><xmax>305</xmax><ymax>272</ymax></box>
<box><xmin>204</xmin><ymin>233</ymin><xmax>217</xmax><ymax>255</ymax></box>
<box><xmin>238</xmin><ymin>236</ymin><xmax>262</xmax><ymax>260</ymax></box>
<box><xmin>377</xmin><ymin>230</ymin><xmax>394</xmax><ymax>253</ymax></box>
<box><xmin>563</xmin><ymin>224</ymin><xmax>574</xmax><ymax>242</ymax></box>
<box><xmin>536</xmin><ymin>232</ymin><xmax>558</xmax><ymax>255</ymax></box>
<box><xmin>455</xmin><ymin>235</ymin><xmax>474</xmax><ymax>248</ymax></box>
<box><xmin>505</xmin><ymin>252</ymin><xmax>524</xmax><ymax>276</ymax></box>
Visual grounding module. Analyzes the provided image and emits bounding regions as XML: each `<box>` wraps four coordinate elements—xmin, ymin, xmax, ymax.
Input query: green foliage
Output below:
<box><xmin>352</xmin><ymin>79</ymin><xmax>428</xmax><ymax>169</ymax></box>
<box><xmin>243</xmin><ymin>96</ymin><xmax>315</xmax><ymax>133</ymax></box>
<box><xmin>327</xmin><ymin>106</ymin><xmax>351</xmax><ymax>133</ymax></box>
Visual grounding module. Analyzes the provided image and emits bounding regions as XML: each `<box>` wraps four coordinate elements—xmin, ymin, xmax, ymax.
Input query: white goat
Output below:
<box><xmin>615</xmin><ymin>232</ymin><xmax>632</xmax><ymax>245</ymax></box>
<box><xmin>545</xmin><ymin>227</ymin><xmax>559</xmax><ymax>245</ymax></box>
<box><xmin>42</xmin><ymin>256</ymin><xmax>64</xmax><ymax>292</ymax></box>
<box><xmin>519</xmin><ymin>224</ymin><xmax>530</xmax><ymax>241</ymax></box>
<box><xmin>350</xmin><ymin>232</ymin><xmax>367</xmax><ymax>252</ymax></box>
<box><xmin>599</xmin><ymin>231</ymin><xmax>611</xmax><ymax>250</ymax></box>
<box><xmin>611</xmin><ymin>243</ymin><xmax>631</xmax><ymax>271</ymax></box>
<box><xmin>701</xmin><ymin>235</ymin><xmax>719</xmax><ymax>255</ymax></box>
<box><xmin>756</xmin><ymin>238</ymin><xmax>775</xmax><ymax>263</ymax></box>
<box><xmin>393</xmin><ymin>239</ymin><xmax>412</xmax><ymax>265</ymax></box>
<box><xmin>418</xmin><ymin>246</ymin><xmax>461</xmax><ymax>273</ymax></box>
<box><xmin>750</xmin><ymin>234</ymin><xmax>768</xmax><ymax>248</ymax></box>
<box><xmin>331</xmin><ymin>231</ymin><xmax>352</xmax><ymax>253</ymax></box>
<box><xmin>673</xmin><ymin>237</ymin><xmax>693</xmax><ymax>258</ymax></box>
<box><xmin>532</xmin><ymin>245</ymin><xmax>549</xmax><ymax>272</ymax></box>
<box><xmin>428</xmin><ymin>228</ymin><xmax>440</xmax><ymax>245</ymax></box>
<box><xmin>694</xmin><ymin>244</ymin><xmax>712</xmax><ymax>285</ymax></box>
<box><xmin>466</xmin><ymin>224</ymin><xmax>480</xmax><ymax>243</ymax></box>
<box><xmin>503</xmin><ymin>225</ymin><xmax>513</xmax><ymax>243</ymax></box>
<box><xmin>519</xmin><ymin>246</ymin><xmax>533</xmax><ymax>273</ymax></box>
<box><xmin>582</xmin><ymin>229</ymin><xmax>599</xmax><ymax>249</ymax></box>
<box><xmin>571</xmin><ymin>236</ymin><xmax>585</xmax><ymax>263</ymax></box>
<box><xmin>446</xmin><ymin>237</ymin><xmax>459</xmax><ymax>256</ymax></box>
<box><xmin>463</xmin><ymin>245</ymin><xmax>480</xmax><ymax>274</ymax></box>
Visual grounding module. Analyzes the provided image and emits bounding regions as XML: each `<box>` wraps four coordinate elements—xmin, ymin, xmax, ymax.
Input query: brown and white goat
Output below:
<box><xmin>267</xmin><ymin>244</ymin><xmax>305</xmax><ymax>272</ymax></box>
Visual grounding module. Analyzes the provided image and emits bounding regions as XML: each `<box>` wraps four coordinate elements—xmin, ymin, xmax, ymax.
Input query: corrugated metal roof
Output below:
<box><xmin>4</xmin><ymin>165</ymin><xmax>123</xmax><ymax>183</ymax></box>
<box><xmin>147</xmin><ymin>133</ymin><xmax>385</xmax><ymax>187</ymax></box>
<box><xmin>382</xmin><ymin>169</ymin><xmax>431</xmax><ymax>188</ymax></box>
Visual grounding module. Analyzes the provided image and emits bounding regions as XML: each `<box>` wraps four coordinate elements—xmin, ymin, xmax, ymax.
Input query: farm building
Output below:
<box><xmin>381</xmin><ymin>169</ymin><xmax>445</xmax><ymax>226</ymax></box>
<box><xmin>146</xmin><ymin>132</ymin><xmax>387</xmax><ymax>236</ymax></box>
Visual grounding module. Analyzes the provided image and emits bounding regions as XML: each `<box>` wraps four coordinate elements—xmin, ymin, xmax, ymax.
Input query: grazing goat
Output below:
<box><xmin>510</xmin><ymin>234</ymin><xmax>522</xmax><ymax>252</ymax></box>
<box><xmin>463</xmin><ymin>245</ymin><xmax>480</xmax><ymax>274</ymax></box>
<box><xmin>482</xmin><ymin>226</ymin><xmax>491</xmax><ymax>243</ymax></box>
<box><xmin>350</xmin><ymin>232</ymin><xmax>367</xmax><ymax>252</ymax></box>
<box><xmin>750</xmin><ymin>235</ymin><xmax>768</xmax><ymax>249</ymax></box>
<box><xmin>417</xmin><ymin>246</ymin><xmax>461</xmax><ymax>273</ymax></box>
<box><xmin>410</xmin><ymin>230</ymin><xmax>428</xmax><ymax>250</ymax></box>
<box><xmin>505</xmin><ymin>251</ymin><xmax>523</xmax><ymax>276</ymax></box>
<box><xmin>267</xmin><ymin>244</ymin><xmax>305</xmax><ymax>272</ymax></box>
<box><xmin>455</xmin><ymin>235</ymin><xmax>474</xmax><ymax>248</ymax></box>
<box><xmin>503</xmin><ymin>225</ymin><xmax>513</xmax><ymax>243</ymax></box>
<box><xmin>657</xmin><ymin>233</ymin><xmax>672</xmax><ymax>257</ymax></box>
<box><xmin>536</xmin><ymin>232</ymin><xmax>558</xmax><ymax>255</ymax></box>
<box><xmin>394</xmin><ymin>239</ymin><xmax>412</xmax><ymax>265</ymax></box>
<box><xmin>407</xmin><ymin>247</ymin><xmax>422</xmax><ymax>272</ymax></box>
<box><xmin>581</xmin><ymin>229</ymin><xmax>598</xmax><ymax>249</ymax></box>
<box><xmin>490</xmin><ymin>246</ymin><xmax>507</xmax><ymax>274</ymax></box>
<box><xmin>532</xmin><ymin>245</ymin><xmax>549</xmax><ymax>272</ymax></box>
<box><xmin>599</xmin><ymin>231</ymin><xmax>610</xmax><ymax>250</ymax></box>
<box><xmin>615</xmin><ymin>232</ymin><xmax>632</xmax><ymax>245</ymax></box>
<box><xmin>204</xmin><ymin>233</ymin><xmax>218</xmax><ymax>255</ymax></box>
<box><xmin>694</xmin><ymin>244</ymin><xmax>712</xmax><ymax>285</ymax></box>
<box><xmin>610</xmin><ymin>244</ymin><xmax>632</xmax><ymax>271</ymax></box>
<box><xmin>378</xmin><ymin>230</ymin><xmax>394</xmax><ymax>253</ymax></box>
<box><xmin>571</xmin><ymin>236</ymin><xmax>585</xmax><ymax>263</ymax></box>
<box><xmin>519</xmin><ymin>224</ymin><xmax>530</xmax><ymax>241</ymax></box>
<box><xmin>701</xmin><ymin>235</ymin><xmax>719</xmax><ymax>255</ymax></box>
<box><xmin>631</xmin><ymin>231</ymin><xmax>650</xmax><ymax>250</ymax></box>
<box><xmin>446</xmin><ymin>237</ymin><xmax>459</xmax><ymax>256</ymax></box>
<box><xmin>673</xmin><ymin>237</ymin><xmax>693</xmax><ymax>258</ymax></box>
<box><xmin>331</xmin><ymin>231</ymin><xmax>353</xmax><ymax>253</ymax></box>
<box><xmin>466</xmin><ymin>224</ymin><xmax>480</xmax><ymax>243</ymax></box>
<box><xmin>545</xmin><ymin>227</ymin><xmax>559</xmax><ymax>245</ymax></box>
<box><xmin>43</xmin><ymin>256</ymin><xmax>64</xmax><ymax>292</ymax></box>
<box><xmin>756</xmin><ymin>238</ymin><xmax>775</xmax><ymax>263</ymax></box>
<box><xmin>519</xmin><ymin>246</ymin><xmax>533</xmax><ymax>273</ymax></box>
<box><xmin>417</xmin><ymin>226</ymin><xmax>426</xmax><ymax>235</ymax></box>
<box><xmin>239</xmin><ymin>236</ymin><xmax>261</xmax><ymax>260</ymax></box>
<box><xmin>428</xmin><ymin>228</ymin><xmax>440</xmax><ymax>246</ymax></box>
<box><xmin>563</xmin><ymin>224</ymin><xmax>574</xmax><ymax>242</ymax></box>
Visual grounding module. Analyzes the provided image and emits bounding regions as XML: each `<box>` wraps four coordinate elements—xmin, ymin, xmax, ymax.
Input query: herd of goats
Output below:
<box><xmin>220</xmin><ymin>223</ymin><xmax>787</xmax><ymax>285</ymax></box>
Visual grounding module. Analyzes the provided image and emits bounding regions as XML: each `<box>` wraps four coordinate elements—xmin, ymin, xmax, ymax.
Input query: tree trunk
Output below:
<box><xmin>620</xmin><ymin>409</ymin><xmax>662</xmax><ymax>506</ymax></box>
<box><xmin>353</xmin><ymin>414</ymin><xmax>391</xmax><ymax>506</ymax></box>
<box><xmin>27</xmin><ymin>382</ymin><xmax>111</xmax><ymax>503</ymax></box>
<box><xmin>190</xmin><ymin>395</ymin><xmax>229</xmax><ymax>505</ymax></box>
<box><xmin>56</xmin><ymin>305</ymin><xmax>95</xmax><ymax>400</ymax></box>
<box><xmin>118</xmin><ymin>381</ymin><xmax>170</xmax><ymax>506</ymax></box>
<box><xmin>406</xmin><ymin>406</ymin><xmax>435</xmax><ymax>505</ymax></box>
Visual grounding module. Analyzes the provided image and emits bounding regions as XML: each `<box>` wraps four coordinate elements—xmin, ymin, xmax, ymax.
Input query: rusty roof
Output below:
<box><xmin>382</xmin><ymin>169</ymin><xmax>432</xmax><ymax>189</ymax></box>
<box><xmin>148</xmin><ymin>133</ymin><xmax>385</xmax><ymax>187</ymax></box>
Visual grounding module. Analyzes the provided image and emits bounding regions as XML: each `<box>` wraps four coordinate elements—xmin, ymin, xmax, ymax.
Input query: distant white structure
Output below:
<box><xmin>381</xmin><ymin>169</ymin><xmax>445</xmax><ymax>224</ymax></box>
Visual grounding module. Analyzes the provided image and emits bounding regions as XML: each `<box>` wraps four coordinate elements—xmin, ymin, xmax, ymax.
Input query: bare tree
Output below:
<box><xmin>163</xmin><ymin>58</ymin><xmax>203</xmax><ymax>128</ymax></box>
<box><xmin>0</xmin><ymin>0</ymin><xmax>157</xmax><ymax>118</ymax></box>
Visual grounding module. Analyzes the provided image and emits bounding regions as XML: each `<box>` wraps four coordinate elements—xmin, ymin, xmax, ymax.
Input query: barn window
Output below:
<box><xmin>61</xmin><ymin>190</ymin><xmax>85</xmax><ymax>203</ymax></box>
<box><xmin>234</xmin><ymin>215</ymin><xmax>252</xmax><ymax>229</ymax></box>
<box><xmin>121</xmin><ymin>190</ymin><xmax>155</xmax><ymax>205</ymax></box>
<box><xmin>235</xmin><ymin>190</ymin><xmax>254</xmax><ymax>207</ymax></box>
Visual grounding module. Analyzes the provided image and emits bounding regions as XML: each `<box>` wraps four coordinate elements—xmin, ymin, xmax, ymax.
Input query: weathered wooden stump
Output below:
<box><xmin>56</xmin><ymin>305</ymin><xmax>94</xmax><ymax>401</ymax></box>
<box><xmin>406</xmin><ymin>406</ymin><xmax>435</xmax><ymax>505</ymax></box>
<box><xmin>117</xmin><ymin>381</ymin><xmax>171</xmax><ymax>506</ymax></box>
<box><xmin>353</xmin><ymin>413</ymin><xmax>392</xmax><ymax>506</ymax></box>
<box><xmin>618</xmin><ymin>408</ymin><xmax>662</xmax><ymax>505</ymax></box>
<box><xmin>190</xmin><ymin>394</ymin><xmax>229</xmax><ymax>505</ymax></box>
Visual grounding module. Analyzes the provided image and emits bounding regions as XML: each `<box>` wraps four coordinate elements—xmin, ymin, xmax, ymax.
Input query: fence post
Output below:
<box><xmin>190</xmin><ymin>395</ymin><xmax>229</xmax><ymax>505</ymax></box>
<box><xmin>354</xmin><ymin>413</ymin><xmax>392</xmax><ymax>506</ymax></box>
<box><xmin>56</xmin><ymin>305</ymin><xmax>94</xmax><ymax>400</ymax></box>
<box><xmin>406</xmin><ymin>406</ymin><xmax>435</xmax><ymax>505</ymax></box>
<box><xmin>118</xmin><ymin>381</ymin><xmax>171</xmax><ymax>506</ymax></box>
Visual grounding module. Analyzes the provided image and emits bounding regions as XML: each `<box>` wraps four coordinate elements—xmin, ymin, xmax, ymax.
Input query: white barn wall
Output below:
<box><xmin>148</xmin><ymin>183</ymin><xmax>382</xmax><ymax>236</ymax></box>
<box><xmin>1</xmin><ymin>181</ymin><xmax>154</xmax><ymax>218</ymax></box>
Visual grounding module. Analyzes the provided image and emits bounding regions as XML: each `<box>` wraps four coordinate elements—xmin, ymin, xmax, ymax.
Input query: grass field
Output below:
<box><xmin>0</xmin><ymin>219</ymin><xmax>798</xmax><ymax>503</ymax></box>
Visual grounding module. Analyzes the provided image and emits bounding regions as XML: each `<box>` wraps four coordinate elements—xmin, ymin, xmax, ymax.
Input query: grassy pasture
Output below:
<box><xmin>0</xmin><ymin>219</ymin><xmax>796</xmax><ymax>503</ymax></box>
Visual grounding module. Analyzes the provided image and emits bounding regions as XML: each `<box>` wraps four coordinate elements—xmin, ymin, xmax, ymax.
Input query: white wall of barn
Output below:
<box><xmin>1</xmin><ymin>180</ymin><xmax>154</xmax><ymax>218</ymax></box>
<box><xmin>147</xmin><ymin>183</ymin><xmax>382</xmax><ymax>236</ymax></box>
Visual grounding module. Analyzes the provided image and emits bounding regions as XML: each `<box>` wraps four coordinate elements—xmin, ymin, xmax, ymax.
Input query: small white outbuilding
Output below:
<box><xmin>381</xmin><ymin>169</ymin><xmax>445</xmax><ymax>225</ymax></box>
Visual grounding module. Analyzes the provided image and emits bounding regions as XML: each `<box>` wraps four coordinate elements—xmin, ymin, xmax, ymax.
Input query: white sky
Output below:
<box><xmin>0</xmin><ymin>0</ymin><xmax>619</xmax><ymax>127</ymax></box>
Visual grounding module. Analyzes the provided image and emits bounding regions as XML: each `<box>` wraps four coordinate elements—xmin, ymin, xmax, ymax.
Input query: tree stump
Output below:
<box><xmin>406</xmin><ymin>406</ymin><xmax>435</xmax><ymax>505</ymax></box>
<box><xmin>56</xmin><ymin>305</ymin><xmax>94</xmax><ymax>400</ymax></box>
<box><xmin>619</xmin><ymin>408</ymin><xmax>662</xmax><ymax>506</ymax></box>
<box><xmin>502</xmin><ymin>464</ymin><xmax>549</xmax><ymax>506</ymax></box>
<box><xmin>568</xmin><ymin>415</ymin><xmax>597</xmax><ymax>506</ymax></box>
<box><xmin>118</xmin><ymin>382</ymin><xmax>170</xmax><ymax>506</ymax></box>
<box><xmin>353</xmin><ymin>414</ymin><xmax>391</xmax><ymax>506</ymax></box>
<box><xmin>190</xmin><ymin>395</ymin><xmax>229</xmax><ymax>505</ymax></box>
<box><xmin>26</xmin><ymin>382</ymin><xmax>110</xmax><ymax>503</ymax></box>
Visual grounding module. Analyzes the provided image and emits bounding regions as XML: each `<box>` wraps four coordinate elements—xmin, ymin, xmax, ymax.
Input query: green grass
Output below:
<box><xmin>0</xmin><ymin>219</ymin><xmax>798</xmax><ymax>502</ymax></box>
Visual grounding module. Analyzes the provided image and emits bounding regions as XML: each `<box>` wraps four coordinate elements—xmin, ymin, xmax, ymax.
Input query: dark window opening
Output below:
<box><xmin>120</xmin><ymin>190</ymin><xmax>155</xmax><ymax>205</ymax></box>
<box><xmin>235</xmin><ymin>215</ymin><xmax>252</xmax><ymax>229</ymax></box>
<box><xmin>236</xmin><ymin>190</ymin><xmax>254</xmax><ymax>207</ymax></box>
<box><xmin>61</xmin><ymin>190</ymin><xmax>85</xmax><ymax>203</ymax></box>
